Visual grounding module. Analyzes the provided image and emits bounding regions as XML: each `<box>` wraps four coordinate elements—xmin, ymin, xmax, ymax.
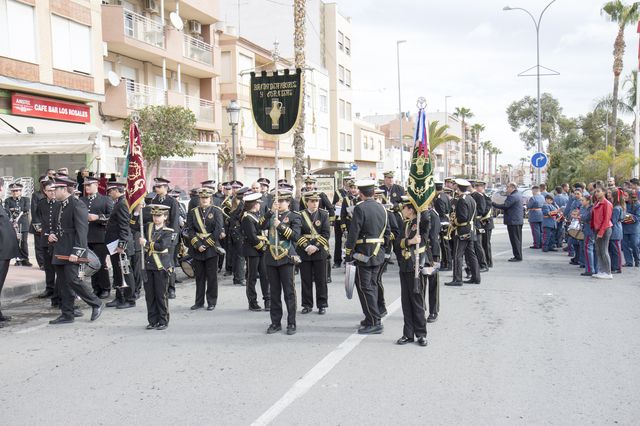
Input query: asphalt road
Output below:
<box><xmin>1</xmin><ymin>225</ymin><xmax>639</xmax><ymax>425</ymax></box>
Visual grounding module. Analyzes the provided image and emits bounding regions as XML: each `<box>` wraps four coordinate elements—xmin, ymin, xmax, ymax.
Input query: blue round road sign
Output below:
<box><xmin>350</xmin><ymin>163</ymin><xmax>358</xmax><ymax>171</ymax></box>
<box><xmin>531</xmin><ymin>152</ymin><xmax>548</xmax><ymax>169</ymax></box>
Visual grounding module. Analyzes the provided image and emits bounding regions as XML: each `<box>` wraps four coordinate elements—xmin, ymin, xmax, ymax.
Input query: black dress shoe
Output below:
<box><xmin>360</xmin><ymin>319</ymin><xmax>369</xmax><ymax>327</ymax></box>
<box><xmin>444</xmin><ymin>281</ymin><xmax>463</xmax><ymax>286</ymax></box>
<box><xmin>146</xmin><ymin>323</ymin><xmax>157</xmax><ymax>330</ymax></box>
<box><xmin>191</xmin><ymin>304</ymin><xmax>204</xmax><ymax>310</ymax></box>
<box><xmin>380</xmin><ymin>310</ymin><xmax>388</xmax><ymax>318</ymax></box>
<box><xmin>51</xmin><ymin>301</ymin><xmax>60</xmax><ymax>308</ymax></box>
<box><xmin>14</xmin><ymin>260</ymin><xmax>22</xmax><ymax>266</ymax></box>
<box><xmin>318</xmin><ymin>307</ymin><xmax>326</xmax><ymax>315</ymax></box>
<box><xmin>508</xmin><ymin>257</ymin><xmax>522</xmax><ymax>262</ymax></box>
<box><xmin>427</xmin><ymin>313</ymin><xmax>438</xmax><ymax>323</ymax></box>
<box><xmin>91</xmin><ymin>303</ymin><xmax>104</xmax><ymax>321</ymax></box>
<box><xmin>207</xmin><ymin>305</ymin><xmax>216</xmax><ymax>311</ymax></box>
<box><xmin>463</xmin><ymin>279</ymin><xmax>480</xmax><ymax>284</ymax></box>
<box><xmin>580</xmin><ymin>272</ymin><xmax>593</xmax><ymax>276</ymax></box>
<box><xmin>0</xmin><ymin>315</ymin><xmax>12</xmax><ymax>322</ymax></box>
<box><xmin>286</xmin><ymin>324</ymin><xmax>297</xmax><ymax>335</ymax></box>
<box><xmin>326</xmin><ymin>277</ymin><xmax>332</xmax><ymax>283</ymax></box>
<box><xmin>301</xmin><ymin>307</ymin><xmax>313</xmax><ymax>314</ymax></box>
<box><xmin>117</xmin><ymin>302</ymin><xmax>135</xmax><ymax>309</ymax></box>
<box><xmin>417</xmin><ymin>337</ymin><xmax>428</xmax><ymax>346</ymax></box>
<box><xmin>49</xmin><ymin>315</ymin><xmax>74</xmax><ymax>325</ymax></box>
<box><xmin>249</xmin><ymin>302</ymin><xmax>262</xmax><ymax>311</ymax></box>
<box><xmin>332</xmin><ymin>263</ymin><xmax>342</xmax><ymax>269</ymax></box>
<box><xmin>105</xmin><ymin>298</ymin><xmax>122</xmax><ymax>308</ymax></box>
<box><xmin>479</xmin><ymin>267</ymin><xmax>489</xmax><ymax>272</ymax></box>
<box><xmin>156</xmin><ymin>324</ymin><xmax>168</xmax><ymax>330</ymax></box>
<box><xmin>98</xmin><ymin>290</ymin><xmax>110</xmax><ymax>299</ymax></box>
<box><xmin>396</xmin><ymin>336</ymin><xmax>414</xmax><ymax>345</ymax></box>
<box><xmin>175</xmin><ymin>278</ymin><xmax>182</xmax><ymax>284</ymax></box>
<box><xmin>264</xmin><ymin>300</ymin><xmax>271</xmax><ymax>311</ymax></box>
<box><xmin>267</xmin><ymin>324</ymin><xmax>282</xmax><ymax>334</ymax></box>
<box><xmin>223</xmin><ymin>271</ymin><xmax>232</xmax><ymax>276</ymax></box>
<box><xmin>22</xmin><ymin>260</ymin><xmax>33</xmax><ymax>267</ymax></box>
<box><xmin>168</xmin><ymin>290</ymin><xmax>176</xmax><ymax>299</ymax></box>
<box><xmin>37</xmin><ymin>290</ymin><xmax>54</xmax><ymax>298</ymax></box>
<box><xmin>73</xmin><ymin>308</ymin><xmax>84</xmax><ymax>317</ymax></box>
<box><xmin>358</xmin><ymin>324</ymin><xmax>383</xmax><ymax>335</ymax></box>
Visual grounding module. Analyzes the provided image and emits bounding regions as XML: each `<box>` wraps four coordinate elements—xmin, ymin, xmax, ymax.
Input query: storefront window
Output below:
<box><xmin>0</xmin><ymin>154</ymin><xmax>89</xmax><ymax>183</ymax></box>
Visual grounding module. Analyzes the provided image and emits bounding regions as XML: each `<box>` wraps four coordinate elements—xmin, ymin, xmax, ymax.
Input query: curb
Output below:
<box><xmin>1</xmin><ymin>280</ymin><xmax>47</xmax><ymax>304</ymax></box>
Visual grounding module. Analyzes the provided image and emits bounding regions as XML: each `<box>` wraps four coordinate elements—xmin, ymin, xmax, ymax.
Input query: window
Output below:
<box><xmin>51</xmin><ymin>15</ymin><xmax>91</xmax><ymax>74</ymax></box>
<box><xmin>0</xmin><ymin>0</ymin><xmax>36</xmax><ymax>63</ymax></box>
<box><xmin>345</xmin><ymin>69</ymin><xmax>351</xmax><ymax>87</ymax></box>
<box><xmin>345</xmin><ymin>37</ymin><xmax>351</xmax><ymax>55</ymax></box>
<box><xmin>339</xmin><ymin>65</ymin><xmax>345</xmax><ymax>84</ymax></box>
<box><xmin>346</xmin><ymin>134</ymin><xmax>352</xmax><ymax>152</ymax></box>
<box><xmin>319</xmin><ymin>89</ymin><xmax>328</xmax><ymax>113</ymax></box>
<box><xmin>220</xmin><ymin>51</ymin><xmax>232</xmax><ymax>83</ymax></box>
<box><xmin>338</xmin><ymin>31</ymin><xmax>344</xmax><ymax>51</ymax></box>
<box><xmin>339</xmin><ymin>132</ymin><xmax>345</xmax><ymax>151</ymax></box>
<box><xmin>339</xmin><ymin>99</ymin><xmax>345</xmax><ymax>119</ymax></box>
<box><xmin>345</xmin><ymin>102</ymin><xmax>352</xmax><ymax>120</ymax></box>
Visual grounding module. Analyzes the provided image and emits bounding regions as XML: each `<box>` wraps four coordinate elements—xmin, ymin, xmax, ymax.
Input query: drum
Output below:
<box><xmin>179</xmin><ymin>256</ymin><xmax>195</xmax><ymax>278</ymax></box>
<box><xmin>83</xmin><ymin>249</ymin><xmax>101</xmax><ymax>278</ymax></box>
<box><xmin>345</xmin><ymin>262</ymin><xmax>356</xmax><ymax>299</ymax></box>
<box><xmin>567</xmin><ymin>219</ymin><xmax>585</xmax><ymax>241</ymax></box>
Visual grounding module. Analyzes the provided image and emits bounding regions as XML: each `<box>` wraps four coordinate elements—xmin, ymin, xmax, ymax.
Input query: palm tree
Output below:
<box><xmin>492</xmin><ymin>147</ymin><xmax>503</xmax><ymax>184</ymax></box>
<box><xmin>601</xmin><ymin>0</ymin><xmax>640</xmax><ymax>151</ymax></box>
<box><xmin>471</xmin><ymin>124</ymin><xmax>485</xmax><ymax>179</ymax></box>
<box><xmin>292</xmin><ymin>0</ymin><xmax>306</xmax><ymax>197</ymax></box>
<box><xmin>623</xmin><ymin>69</ymin><xmax>638</xmax><ymax>111</ymax></box>
<box><xmin>428</xmin><ymin>120</ymin><xmax>460</xmax><ymax>174</ymax></box>
<box><xmin>480</xmin><ymin>140</ymin><xmax>493</xmax><ymax>180</ymax></box>
<box><xmin>453</xmin><ymin>107</ymin><xmax>474</xmax><ymax>176</ymax></box>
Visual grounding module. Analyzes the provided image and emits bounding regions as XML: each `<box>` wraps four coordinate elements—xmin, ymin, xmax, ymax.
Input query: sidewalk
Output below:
<box><xmin>1</xmin><ymin>263</ymin><xmax>46</xmax><ymax>302</ymax></box>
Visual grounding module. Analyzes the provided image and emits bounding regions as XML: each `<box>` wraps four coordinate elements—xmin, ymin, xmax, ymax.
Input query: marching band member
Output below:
<box><xmin>30</xmin><ymin>176</ymin><xmax>49</xmax><ymax>269</ymax></box>
<box><xmin>425</xmin><ymin>205</ymin><xmax>441</xmax><ymax>323</ymax></box>
<box><xmin>0</xmin><ymin>178</ymin><xmax>19</xmax><ymax>327</ymax></box>
<box><xmin>140</xmin><ymin>204</ymin><xmax>174</xmax><ymax>330</ymax></box>
<box><xmin>332</xmin><ymin>178</ymin><xmax>351</xmax><ymax>268</ymax></box>
<box><xmin>241</xmin><ymin>191</ymin><xmax>270</xmax><ymax>311</ymax></box>
<box><xmin>374</xmin><ymin>188</ymin><xmax>398</xmax><ymax>317</ymax></box>
<box><xmin>33</xmin><ymin>180</ymin><xmax>58</xmax><ymax>302</ymax></box>
<box><xmin>445</xmin><ymin>179</ymin><xmax>480</xmax><ymax>286</ymax></box>
<box><xmin>4</xmin><ymin>182</ymin><xmax>31</xmax><ymax>266</ymax></box>
<box><xmin>474</xmin><ymin>181</ymin><xmax>494</xmax><ymax>268</ymax></box>
<box><xmin>262</xmin><ymin>190</ymin><xmax>301</xmax><ymax>335</ymax></box>
<box><xmin>379</xmin><ymin>171</ymin><xmax>405</xmax><ymax>207</ymax></box>
<box><xmin>433</xmin><ymin>181</ymin><xmax>452</xmax><ymax>271</ymax></box>
<box><xmin>296</xmin><ymin>191</ymin><xmax>331</xmax><ymax>315</ymax></box>
<box><xmin>184</xmin><ymin>188</ymin><xmax>225</xmax><ymax>311</ymax></box>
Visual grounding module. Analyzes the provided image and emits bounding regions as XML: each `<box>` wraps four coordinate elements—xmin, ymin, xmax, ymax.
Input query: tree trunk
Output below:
<box><xmin>482</xmin><ymin>147</ymin><xmax>486</xmax><ymax>181</ymax></box>
<box><xmin>292</xmin><ymin>0</ymin><xmax>306</xmax><ymax>198</ymax></box>
<box><xmin>611</xmin><ymin>27</ymin><xmax>626</xmax><ymax>152</ymax></box>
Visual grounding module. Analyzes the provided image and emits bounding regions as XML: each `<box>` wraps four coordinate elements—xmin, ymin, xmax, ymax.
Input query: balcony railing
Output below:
<box><xmin>126</xmin><ymin>82</ymin><xmax>166</xmax><ymax>109</ymax></box>
<box><xmin>124</xmin><ymin>9</ymin><xmax>165</xmax><ymax>49</ymax></box>
<box><xmin>183</xmin><ymin>34</ymin><xmax>213</xmax><ymax>65</ymax></box>
<box><xmin>185</xmin><ymin>95</ymin><xmax>214</xmax><ymax>122</ymax></box>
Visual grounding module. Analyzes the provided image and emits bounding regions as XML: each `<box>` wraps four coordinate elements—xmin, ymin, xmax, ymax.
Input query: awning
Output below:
<box><xmin>0</xmin><ymin>114</ymin><xmax>98</xmax><ymax>155</ymax></box>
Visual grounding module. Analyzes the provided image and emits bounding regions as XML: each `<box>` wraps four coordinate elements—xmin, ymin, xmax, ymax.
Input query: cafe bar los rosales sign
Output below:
<box><xmin>11</xmin><ymin>93</ymin><xmax>91</xmax><ymax>123</ymax></box>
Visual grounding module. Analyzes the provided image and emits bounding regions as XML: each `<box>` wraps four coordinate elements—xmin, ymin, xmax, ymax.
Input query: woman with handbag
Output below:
<box><xmin>609</xmin><ymin>189</ymin><xmax>625</xmax><ymax>273</ymax></box>
<box><xmin>622</xmin><ymin>190</ymin><xmax>640</xmax><ymax>267</ymax></box>
<box><xmin>591</xmin><ymin>187</ymin><xmax>613</xmax><ymax>279</ymax></box>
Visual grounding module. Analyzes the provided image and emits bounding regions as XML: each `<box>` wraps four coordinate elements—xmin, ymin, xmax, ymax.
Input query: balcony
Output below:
<box><xmin>124</xmin><ymin>9</ymin><xmax>165</xmax><ymax>49</ymax></box>
<box><xmin>184</xmin><ymin>95</ymin><xmax>214</xmax><ymax>123</ymax></box>
<box><xmin>126</xmin><ymin>82</ymin><xmax>166</xmax><ymax>109</ymax></box>
<box><xmin>183</xmin><ymin>34</ymin><xmax>213</xmax><ymax>65</ymax></box>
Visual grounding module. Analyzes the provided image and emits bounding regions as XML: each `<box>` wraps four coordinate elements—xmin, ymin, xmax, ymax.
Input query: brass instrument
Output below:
<box><xmin>444</xmin><ymin>211</ymin><xmax>456</xmax><ymax>241</ymax></box>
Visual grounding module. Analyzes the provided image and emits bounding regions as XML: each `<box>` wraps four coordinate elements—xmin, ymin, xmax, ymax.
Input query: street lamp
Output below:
<box><xmin>396</xmin><ymin>40</ymin><xmax>407</xmax><ymax>185</ymax></box>
<box><xmin>226</xmin><ymin>99</ymin><xmax>241</xmax><ymax>181</ymax></box>
<box><xmin>444</xmin><ymin>95</ymin><xmax>452</xmax><ymax>178</ymax></box>
<box><xmin>503</xmin><ymin>0</ymin><xmax>557</xmax><ymax>185</ymax></box>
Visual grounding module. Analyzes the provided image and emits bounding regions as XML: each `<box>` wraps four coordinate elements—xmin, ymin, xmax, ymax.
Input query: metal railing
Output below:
<box><xmin>185</xmin><ymin>95</ymin><xmax>214</xmax><ymax>122</ymax></box>
<box><xmin>124</xmin><ymin>9</ymin><xmax>165</xmax><ymax>49</ymax></box>
<box><xmin>183</xmin><ymin>34</ymin><xmax>213</xmax><ymax>65</ymax></box>
<box><xmin>126</xmin><ymin>82</ymin><xmax>166</xmax><ymax>109</ymax></box>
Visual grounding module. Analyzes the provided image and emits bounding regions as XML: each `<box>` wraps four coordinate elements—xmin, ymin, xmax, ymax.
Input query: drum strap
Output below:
<box><xmin>301</xmin><ymin>210</ymin><xmax>328</xmax><ymax>250</ymax></box>
<box><xmin>194</xmin><ymin>207</ymin><xmax>209</xmax><ymax>236</ymax></box>
<box><xmin>147</xmin><ymin>223</ymin><xmax>165</xmax><ymax>270</ymax></box>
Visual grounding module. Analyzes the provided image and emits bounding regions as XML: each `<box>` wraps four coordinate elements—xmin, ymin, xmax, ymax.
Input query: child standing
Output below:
<box><xmin>541</xmin><ymin>194</ymin><xmax>558</xmax><ymax>252</ymax></box>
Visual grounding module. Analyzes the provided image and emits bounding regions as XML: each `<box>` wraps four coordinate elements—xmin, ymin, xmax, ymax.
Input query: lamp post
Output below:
<box><xmin>444</xmin><ymin>95</ymin><xmax>452</xmax><ymax>178</ymax></box>
<box><xmin>226</xmin><ymin>99</ymin><xmax>241</xmax><ymax>181</ymax></box>
<box><xmin>504</xmin><ymin>0</ymin><xmax>557</xmax><ymax>185</ymax></box>
<box><xmin>396</xmin><ymin>40</ymin><xmax>407</xmax><ymax>185</ymax></box>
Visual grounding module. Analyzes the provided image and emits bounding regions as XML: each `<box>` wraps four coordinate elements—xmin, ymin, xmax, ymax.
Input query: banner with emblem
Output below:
<box><xmin>124</xmin><ymin>120</ymin><xmax>147</xmax><ymax>213</ymax></box>
<box><xmin>250</xmin><ymin>69</ymin><xmax>302</xmax><ymax>135</ymax></box>
<box><xmin>407</xmin><ymin>101</ymin><xmax>436</xmax><ymax>212</ymax></box>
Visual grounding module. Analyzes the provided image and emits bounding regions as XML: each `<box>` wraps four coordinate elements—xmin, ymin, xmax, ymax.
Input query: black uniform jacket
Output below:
<box><xmin>296</xmin><ymin>208</ymin><xmax>330</xmax><ymax>261</ymax></box>
<box><xmin>0</xmin><ymin>204</ymin><xmax>18</xmax><ymax>260</ymax></box>
<box><xmin>241</xmin><ymin>211</ymin><xmax>268</xmax><ymax>257</ymax></box>
<box><xmin>261</xmin><ymin>209</ymin><xmax>301</xmax><ymax>267</ymax></box>
<box><xmin>105</xmin><ymin>196</ymin><xmax>133</xmax><ymax>255</ymax></box>
<box><xmin>33</xmin><ymin>198</ymin><xmax>58</xmax><ymax>248</ymax></box>
<box><xmin>52</xmin><ymin>196</ymin><xmax>89</xmax><ymax>265</ymax></box>
<box><xmin>30</xmin><ymin>191</ymin><xmax>46</xmax><ymax>233</ymax></box>
<box><xmin>379</xmin><ymin>184</ymin><xmax>405</xmax><ymax>207</ymax></box>
<box><xmin>185</xmin><ymin>205</ymin><xmax>225</xmax><ymax>260</ymax></box>
<box><xmin>393</xmin><ymin>216</ymin><xmax>429</xmax><ymax>273</ymax></box>
<box><xmin>433</xmin><ymin>192</ymin><xmax>451</xmax><ymax>223</ymax></box>
<box><xmin>143</xmin><ymin>223</ymin><xmax>174</xmax><ymax>271</ymax></box>
<box><xmin>345</xmin><ymin>199</ymin><xmax>390</xmax><ymax>267</ymax></box>
<box><xmin>4</xmin><ymin>196</ymin><xmax>30</xmax><ymax>229</ymax></box>
<box><xmin>299</xmin><ymin>192</ymin><xmax>335</xmax><ymax>220</ymax></box>
<box><xmin>453</xmin><ymin>194</ymin><xmax>477</xmax><ymax>240</ymax></box>
<box><xmin>80</xmin><ymin>194</ymin><xmax>113</xmax><ymax>244</ymax></box>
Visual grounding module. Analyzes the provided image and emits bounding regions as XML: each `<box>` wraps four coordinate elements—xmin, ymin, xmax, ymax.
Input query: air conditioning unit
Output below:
<box><xmin>144</xmin><ymin>0</ymin><xmax>159</xmax><ymax>14</ymax></box>
<box><xmin>188</xmin><ymin>20</ymin><xmax>202</xmax><ymax>35</ymax></box>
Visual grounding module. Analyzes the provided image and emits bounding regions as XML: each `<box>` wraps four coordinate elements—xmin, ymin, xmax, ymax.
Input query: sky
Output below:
<box><xmin>221</xmin><ymin>0</ymin><xmax>640</xmax><ymax>165</ymax></box>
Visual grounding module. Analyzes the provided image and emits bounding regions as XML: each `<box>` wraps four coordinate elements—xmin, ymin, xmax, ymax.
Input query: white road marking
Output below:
<box><xmin>14</xmin><ymin>322</ymin><xmax>49</xmax><ymax>334</ymax></box>
<box><xmin>493</xmin><ymin>250</ymin><xmax>513</xmax><ymax>257</ymax></box>
<box><xmin>251</xmin><ymin>297</ymin><xmax>403</xmax><ymax>426</ymax></box>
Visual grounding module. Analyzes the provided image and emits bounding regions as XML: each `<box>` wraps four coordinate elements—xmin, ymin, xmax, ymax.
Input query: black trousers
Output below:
<box><xmin>231</xmin><ymin>240</ymin><xmax>246</xmax><ymax>284</ymax></box>
<box><xmin>452</xmin><ymin>238</ymin><xmax>480</xmax><ymax>283</ymax></box>
<box><xmin>193</xmin><ymin>256</ymin><xmax>218</xmax><ymax>306</ymax></box>
<box><xmin>440</xmin><ymin>234</ymin><xmax>451</xmax><ymax>269</ymax></box>
<box><xmin>168</xmin><ymin>241</ymin><xmax>179</xmax><ymax>291</ymax></box>
<box><xmin>54</xmin><ymin>263</ymin><xmax>102</xmax><ymax>318</ymax></box>
<box><xmin>246</xmin><ymin>255</ymin><xmax>270</xmax><ymax>303</ymax></box>
<box><xmin>300</xmin><ymin>258</ymin><xmax>328</xmax><ymax>309</ymax></box>
<box><xmin>267</xmin><ymin>263</ymin><xmax>296</xmax><ymax>326</ymax></box>
<box><xmin>110</xmin><ymin>253</ymin><xmax>136</xmax><ymax>302</ymax></box>
<box><xmin>474</xmin><ymin>233</ymin><xmax>488</xmax><ymax>269</ymax></box>
<box><xmin>375</xmin><ymin>258</ymin><xmax>389</xmax><ymax>313</ymax></box>
<box><xmin>144</xmin><ymin>269</ymin><xmax>169</xmax><ymax>326</ymax></box>
<box><xmin>43</xmin><ymin>246</ymin><xmax>56</xmax><ymax>292</ymax></box>
<box><xmin>17</xmin><ymin>232</ymin><xmax>29</xmax><ymax>261</ymax></box>
<box><xmin>223</xmin><ymin>238</ymin><xmax>232</xmax><ymax>272</ymax></box>
<box><xmin>482</xmin><ymin>229</ymin><xmax>493</xmax><ymax>267</ymax></box>
<box><xmin>0</xmin><ymin>259</ymin><xmax>9</xmax><ymax>311</ymax></box>
<box><xmin>427</xmin><ymin>272</ymin><xmax>440</xmax><ymax>315</ymax></box>
<box><xmin>34</xmin><ymin>235</ymin><xmax>46</xmax><ymax>268</ymax></box>
<box><xmin>89</xmin><ymin>242</ymin><xmax>111</xmax><ymax>292</ymax></box>
<box><xmin>399</xmin><ymin>271</ymin><xmax>427</xmax><ymax>338</ymax></box>
<box><xmin>131</xmin><ymin>251</ymin><xmax>142</xmax><ymax>297</ymax></box>
<box><xmin>355</xmin><ymin>264</ymin><xmax>382</xmax><ymax>326</ymax></box>
<box><xmin>333</xmin><ymin>223</ymin><xmax>343</xmax><ymax>264</ymax></box>
<box><xmin>507</xmin><ymin>224</ymin><xmax>523</xmax><ymax>260</ymax></box>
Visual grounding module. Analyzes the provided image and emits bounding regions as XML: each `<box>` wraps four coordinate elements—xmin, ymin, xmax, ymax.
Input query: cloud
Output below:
<box><xmin>468</xmin><ymin>23</ymin><xmax>495</xmax><ymax>39</ymax></box>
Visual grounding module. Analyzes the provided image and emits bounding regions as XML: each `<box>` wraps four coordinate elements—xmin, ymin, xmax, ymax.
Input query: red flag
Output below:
<box><xmin>126</xmin><ymin>121</ymin><xmax>147</xmax><ymax>213</ymax></box>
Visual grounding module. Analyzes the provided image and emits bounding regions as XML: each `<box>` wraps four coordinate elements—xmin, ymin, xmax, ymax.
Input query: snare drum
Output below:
<box><xmin>179</xmin><ymin>256</ymin><xmax>195</xmax><ymax>278</ymax></box>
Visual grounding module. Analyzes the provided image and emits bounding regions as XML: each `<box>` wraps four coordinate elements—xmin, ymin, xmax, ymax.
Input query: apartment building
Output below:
<box><xmin>353</xmin><ymin>118</ymin><xmax>384</xmax><ymax>178</ymax></box>
<box><xmin>0</xmin><ymin>0</ymin><xmax>105</xmax><ymax>178</ymax></box>
<box><xmin>218</xmin><ymin>32</ymin><xmax>332</xmax><ymax>184</ymax></box>
<box><xmin>99</xmin><ymin>0</ymin><xmax>222</xmax><ymax>191</ymax></box>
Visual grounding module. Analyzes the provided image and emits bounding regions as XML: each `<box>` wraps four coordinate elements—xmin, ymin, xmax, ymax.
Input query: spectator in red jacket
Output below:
<box><xmin>592</xmin><ymin>186</ymin><xmax>613</xmax><ymax>279</ymax></box>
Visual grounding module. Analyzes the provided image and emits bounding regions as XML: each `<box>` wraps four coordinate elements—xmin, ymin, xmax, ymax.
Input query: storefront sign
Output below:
<box><xmin>11</xmin><ymin>93</ymin><xmax>91</xmax><ymax>123</ymax></box>
<box><xmin>250</xmin><ymin>69</ymin><xmax>302</xmax><ymax>135</ymax></box>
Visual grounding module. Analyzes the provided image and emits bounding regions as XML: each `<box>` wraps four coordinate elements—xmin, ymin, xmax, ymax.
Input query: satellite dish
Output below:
<box><xmin>106</xmin><ymin>71</ymin><xmax>120</xmax><ymax>87</ymax></box>
<box><xmin>170</xmin><ymin>12</ymin><xmax>184</xmax><ymax>31</ymax></box>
